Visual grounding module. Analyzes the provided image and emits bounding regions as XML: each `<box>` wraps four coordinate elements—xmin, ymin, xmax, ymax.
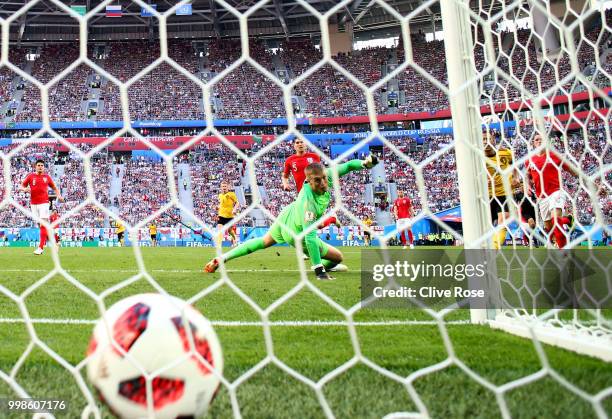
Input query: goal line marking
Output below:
<box><xmin>0</xmin><ymin>318</ymin><xmax>471</xmax><ymax>327</ymax></box>
<box><xmin>1</xmin><ymin>269</ymin><xmax>323</xmax><ymax>273</ymax></box>
<box><xmin>0</xmin><ymin>269</ymin><xmax>326</xmax><ymax>273</ymax></box>
<box><xmin>0</xmin><ymin>268</ymin><xmax>554</xmax><ymax>277</ymax></box>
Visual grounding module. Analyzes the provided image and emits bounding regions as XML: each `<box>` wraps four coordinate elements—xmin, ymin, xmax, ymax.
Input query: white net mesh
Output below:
<box><xmin>0</xmin><ymin>0</ymin><xmax>610</xmax><ymax>418</ymax></box>
<box><xmin>461</xmin><ymin>0</ymin><xmax>612</xmax><ymax>362</ymax></box>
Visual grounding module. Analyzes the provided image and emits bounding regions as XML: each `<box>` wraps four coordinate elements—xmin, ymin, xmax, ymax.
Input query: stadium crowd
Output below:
<box><xmin>0</xmin><ymin>121</ymin><xmax>609</xmax><ymax>233</ymax></box>
<box><xmin>116</xmin><ymin>158</ymin><xmax>170</xmax><ymax>226</ymax></box>
<box><xmin>2</xmin><ymin>11</ymin><xmax>607</xmax><ymax>122</ymax></box>
<box><xmin>209</xmin><ymin>40</ymin><xmax>285</xmax><ymax>119</ymax></box>
<box><xmin>282</xmin><ymin>39</ymin><xmax>387</xmax><ymax>116</ymax></box>
<box><xmin>384</xmin><ymin>135</ymin><xmax>458</xmax><ymax>214</ymax></box>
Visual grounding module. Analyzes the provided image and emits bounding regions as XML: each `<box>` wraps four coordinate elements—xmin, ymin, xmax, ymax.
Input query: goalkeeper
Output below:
<box><xmin>204</xmin><ymin>155</ymin><xmax>379</xmax><ymax>280</ymax></box>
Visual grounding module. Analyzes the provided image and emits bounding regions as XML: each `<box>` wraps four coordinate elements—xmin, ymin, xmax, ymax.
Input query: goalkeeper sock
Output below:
<box><xmin>322</xmin><ymin>259</ymin><xmax>338</xmax><ymax>271</ymax></box>
<box><xmin>223</xmin><ymin>237</ymin><xmax>265</xmax><ymax>262</ymax></box>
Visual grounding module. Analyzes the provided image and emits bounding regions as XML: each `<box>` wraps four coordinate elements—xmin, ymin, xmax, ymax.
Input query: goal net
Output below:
<box><xmin>450</xmin><ymin>0</ymin><xmax>612</xmax><ymax>362</ymax></box>
<box><xmin>0</xmin><ymin>0</ymin><xmax>610</xmax><ymax>417</ymax></box>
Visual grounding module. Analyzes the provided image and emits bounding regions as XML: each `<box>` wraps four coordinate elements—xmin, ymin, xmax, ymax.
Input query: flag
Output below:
<box><xmin>106</xmin><ymin>5</ymin><xmax>122</xmax><ymax>17</ymax></box>
<box><xmin>141</xmin><ymin>4</ymin><xmax>157</xmax><ymax>16</ymax></box>
<box><xmin>175</xmin><ymin>3</ymin><xmax>192</xmax><ymax>15</ymax></box>
<box><xmin>70</xmin><ymin>5</ymin><xmax>87</xmax><ymax>16</ymax></box>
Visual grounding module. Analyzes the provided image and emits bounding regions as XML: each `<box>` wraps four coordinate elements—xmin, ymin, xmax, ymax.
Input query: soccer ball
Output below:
<box><xmin>86</xmin><ymin>293</ymin><xmax>223</xmax><ymax>418</ymax></box>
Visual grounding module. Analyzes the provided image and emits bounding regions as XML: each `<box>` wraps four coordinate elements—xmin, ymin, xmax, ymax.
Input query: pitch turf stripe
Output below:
<box><xmin>0</xmin><ymin>318</ymin><xmax>470</xmax><ymax>326</ymax></box>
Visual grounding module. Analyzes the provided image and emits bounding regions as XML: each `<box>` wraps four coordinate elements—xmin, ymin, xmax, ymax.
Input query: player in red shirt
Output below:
<box><xmin>525</xmin><ymin>134</ymin><xmax>575</xmax><ymax>248</ymax></box>
<box><xmin>393</xmin><ymin>190</ymin><xmax>415</xmax><ymax>249</ymax></box>
<box><xmin>282</xmin><ymin>138</ymin><xmax>321</xmax><ymax>193</ymax></box>
<box><xmin>19</xmin><ymin>159</ymin><xmax>63</xmax><ymax>255</ymax></box>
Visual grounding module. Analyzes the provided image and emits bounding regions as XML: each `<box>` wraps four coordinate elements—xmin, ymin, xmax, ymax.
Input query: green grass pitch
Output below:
<box><xmin>0</xmin><ymin>247</ymin><xmax>610</xmax><ymax>418</ymax></box>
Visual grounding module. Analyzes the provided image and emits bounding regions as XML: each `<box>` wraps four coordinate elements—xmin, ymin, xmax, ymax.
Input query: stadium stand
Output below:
<box><xmin>1</xmin><ymin>121</ymin><xmax>608</xmax><ymax>229</ymax></box>
<box><xmin>116</xmin><ymin>158</ymin><xmax>170</xmax><ymax>226</ymax></box>
<box><xmin>2</xmin><ymin>12</ymin><xmax>609</xmax><ymax>122</ymax></box>
<box><xmin>210</xmin><ymin>40</ymin><xmax>285</xmax><ymax>119</ymax></box>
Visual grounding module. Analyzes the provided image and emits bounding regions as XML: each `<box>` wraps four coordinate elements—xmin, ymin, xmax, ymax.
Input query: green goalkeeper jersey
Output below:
<box><xmin>274</xmin><ymin>159</ymin><xmax>364</xmax><ymax>267</ymax></box>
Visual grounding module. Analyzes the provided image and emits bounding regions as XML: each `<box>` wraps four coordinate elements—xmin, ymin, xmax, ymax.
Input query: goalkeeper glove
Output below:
<box><xmin>313</xmin><ymin>264</ymin><xmax>334</xmax><ymax>281</ymax></box>
<box><xmin>362</xmin><ymin>154</ymin><xmax>379</xmax><ymax>169</ymax></box>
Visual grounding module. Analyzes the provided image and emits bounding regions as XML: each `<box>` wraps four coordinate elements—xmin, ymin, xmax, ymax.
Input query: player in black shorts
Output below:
<box><xmin>514</xmin><ymin>191</ymin><xmax>539</xmax><ymax>247</ymax></box>
<box><xmin>489</xmin><ymin>196</ymin><xmax>510</xmax><ymax>225</ymax></box>
<box><xmin>217</xmin><ymin>216</ymin><xmax>232</xmax><ymax>226</ymax></box>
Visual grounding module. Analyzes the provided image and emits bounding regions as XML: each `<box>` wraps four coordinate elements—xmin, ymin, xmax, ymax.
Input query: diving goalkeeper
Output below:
<box><xmin>204</xmin><ymin>155</ymin><xmax>379</xmax><ymax>280</ymax></box>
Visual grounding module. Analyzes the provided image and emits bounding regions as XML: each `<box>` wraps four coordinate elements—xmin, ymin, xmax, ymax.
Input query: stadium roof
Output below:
<box><xmin>0</xmin><ymin>0</ymin><xmax>508</xmax><ymax>43</ymax></box>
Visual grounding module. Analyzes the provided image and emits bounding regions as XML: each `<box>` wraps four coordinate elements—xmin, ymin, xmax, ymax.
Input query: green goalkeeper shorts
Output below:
<box><xmin>269</xmin><ymin>221</ymin><xmax>330</xmax><ymax>257</ymax></box>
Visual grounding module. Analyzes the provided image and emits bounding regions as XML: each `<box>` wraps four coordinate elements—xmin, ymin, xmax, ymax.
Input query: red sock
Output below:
<box><xmin>552</xmin><ymin>226</ymin><xmax>567</xmax><ymax>249</ymax></box>
<box><xmin>408</xmin><ymin>230</ymin><xmax>414</xmax><ymax>245</ymax></box>
<box><xmin>399</xmin><ymin>231</ymin><xmax>407</xmax><ymax>245</ymax></box>
<box><xmin>39</xmin><ymin>225</ymin><xmax>48</xmax><ymax>249</ymax></box>
<box><xmin>558</xmin><ymin>216</ymin><xmax>570</xmax><ymax>226</ymax></box>
<box><xmin>322</xmin><ymin>217</ymin><xmax>337</xmax><ymax>227</ymax></box>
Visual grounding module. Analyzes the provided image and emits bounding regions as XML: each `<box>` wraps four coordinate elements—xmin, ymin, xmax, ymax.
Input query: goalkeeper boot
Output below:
<box><xmin>314</xmin><ymin>265</ymin><xmax>334</xmax><ymax>280</ymax></box>
<box><xmin>316</xmin><ymin>272</ymin><xmax>335</xmax><ymax>281</ymax></box>
<box><xmin>204</xmin><ymin>258</ymin><xmax>220</xmax><ymax>273</ymax></box>
<box><xmin>33</xmin><ymin>247</ymin><xmax>44</xmax><ymax>255</ymax></box>
<box><xmin>328</xmin><ymin>263</ymin><xmax>348</xmax><ymax>272</ymax></box>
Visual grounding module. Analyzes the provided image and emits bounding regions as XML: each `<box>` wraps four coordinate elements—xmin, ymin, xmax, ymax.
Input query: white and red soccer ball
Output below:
<box><xmin>86</xmin><ymin>294</ymin><xmax>223</xmax><ymax>418</ymax></box>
